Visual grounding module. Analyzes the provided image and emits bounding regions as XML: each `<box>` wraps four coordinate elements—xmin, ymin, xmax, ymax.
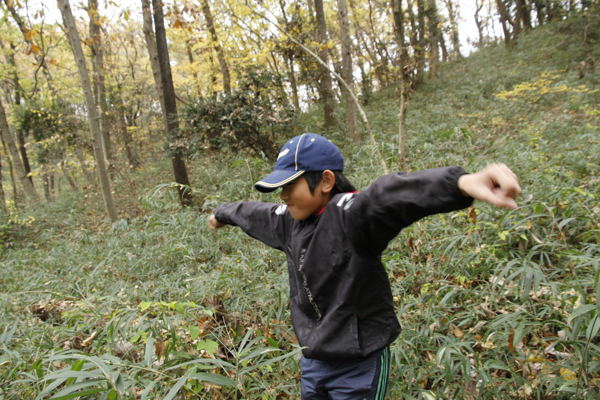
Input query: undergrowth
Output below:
<box><xmin>1</xmin><ymin>14</ymin><xmax>600</xmax><ymax>400</ymax></box>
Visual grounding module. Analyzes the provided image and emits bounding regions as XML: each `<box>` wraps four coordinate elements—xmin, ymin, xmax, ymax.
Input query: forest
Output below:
<box><xmin>0</xmin><ymin>0</ymin><xmax>599</xmax><ymax>398</ymax></box>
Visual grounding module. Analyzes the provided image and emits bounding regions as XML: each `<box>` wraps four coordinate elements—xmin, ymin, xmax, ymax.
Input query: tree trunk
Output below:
<box><xmin>60</xmin><ymin>160</ymin><xmax>79</xmax><ymax>192</ymax></box>
<box><xmin>0</xmin><ymin>144</ymin><xmax>6</xmax><ymax>222</ymax></box>
<box><xmin>58</xmin><ymin>0</ymin><xmax>118</xmax><ymax>221</ymax></box>
<box><xmin>496</xmin><ymin>0</ymin><xmax>513</xmax><ymax>45</ymax></box>
<box><xmin>89</xmin><ymin>0</ymin><xmax>113</xmax><ymax>165</ymax></box>
<box><xmin>1</xmin><ymin>136</ymin><xmax>18</xmax><ymax>204</ymax></box>
<box><xmin>185</xmin><ymin>39</ymin><xmax>203</xmax><ymax>99</ymax></box>
<box><xmin>0</xmin><ymin>39</ymin><xmax>34</xmax><ymax>185</ymax></box>
<box><xmin>116</xmin><ymin>92</ymin><xmax>139</xmax><ymax>169</ymax></box>
<box><xmin>348</xmin><ymin>0</ymin><xmax>385</xmax><ymax>88</ymax></box>
<box><xmin>277</xmin><ymin>0</ymin><xmax>300</xmax><ymax>113</ymax></box>
<box><xmin>287</xmin><ymin>56</ymin><xmax>301</xmax><ymax>112</ymax></box>
<box><xmin>0</xmin><ymin>98</ymin><xmax>40</xmax><ymax>204</ymax></box>
<box><xmin>42</xmin><ymin>164</ymin><xmax>53</xmax><ymax>203</ymax></box>
<box><xmin>444</xmin><ymin>0</ymin><xmax>462</xmax><ymax>59</ymax></box>
<box><xmin>519</xmin><ymin>0</ymin><xmax>532</xmax><ymax>30</ymax></box>
<box><xmin>514</xmin><ymin>0</ymin><xmax>523</xmax><ymax>39</ymax></box>
<box><xmin>201</xmin><ymin>0</ymin><xmax>231</xmax><ymax>94</ymax></box>
<box><xmin>151</xmin><ymin>0</ymin><xmax>193</xmax><ymax>206</ymax></box>
<box><xmin>392</xmin><ymin>0</ymin><xmax>409</xmax><ymax>171</ymax></box>
<box><xmin>74</xmin><ymin>139</ymin><xmax>95</xmax><ymax>187</ymax></box>
<box><xmin>367</xmin><ymin>0</ymin><xmax>390</xmax><ymax>86</ymax></box>
<box><xmin>337</xmin><ymin>0</ymin><xmax>359</xmax><ymax>140</ymax></box>
<box><xmin>141</xmin><ymin>0</ymin><xmax>166</xmax><ymax>112</ymax></box>
<box><xmin>416</xmin><ymin>0</ymin><xmax>426</xmax><ymax>86</ymax></box>
<box><xmin>475</xmin><ymin>0</ymin><xmax>485</xmax><ymax>47</ymax></box>
<box><xmin>532</xmin><ymin>0</ymin><xmax>546</xmax><ymax>25</ymax></box>
<box><xmin>313</xmin><ymin>0</ymin><xmax>337</xmax><ymax>129</ymax></box>
<box><xmin>406</xmin><ymin>0</ymin><xmax>419</xmax><ymax>82</ymax></box>
<box><xmin>426</xmin><ymin>0</ymin><xmax>441</xmax><ymax>78</ymax></box>
<box><xmin>440</xmin><ymin>31</ymin><xmax>449</xmax><ymax>61</ymax></box>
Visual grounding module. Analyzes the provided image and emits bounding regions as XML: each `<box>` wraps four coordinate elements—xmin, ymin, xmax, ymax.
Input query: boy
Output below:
<box><xmin>209</xmin><ymin>133</ymin><xmax>520</xmax><ymax>399</ymax></box>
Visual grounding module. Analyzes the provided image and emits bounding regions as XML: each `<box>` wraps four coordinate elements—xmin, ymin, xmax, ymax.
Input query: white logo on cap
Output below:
<box><xmin>278</xmin><ymin>148</ymin><xmax>290</xmax><ymax>160</ymax></box>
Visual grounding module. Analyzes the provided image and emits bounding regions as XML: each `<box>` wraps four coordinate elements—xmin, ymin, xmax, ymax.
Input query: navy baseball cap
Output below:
<box><xmin>254</xmin><ymin>133</ymin><xmax>344</xmax><ymax>192</ymax></box>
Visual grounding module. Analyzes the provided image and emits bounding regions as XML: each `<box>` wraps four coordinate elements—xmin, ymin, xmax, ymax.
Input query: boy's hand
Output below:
<box><xmin>458</xmin><ymin>164</ymin><xmax>521</xmax><ymax>209</ymax></box>
<box><xmin>208</xmin><ymin>214</ymin><xmax>226</xmax><ymax>232</ymax></box>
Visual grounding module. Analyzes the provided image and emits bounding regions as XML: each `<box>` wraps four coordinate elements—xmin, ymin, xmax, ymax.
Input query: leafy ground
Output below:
<box><xmin>1</xmin><ymin>14</ymin><xmax>600</xmax><ymax>400</ymax></box>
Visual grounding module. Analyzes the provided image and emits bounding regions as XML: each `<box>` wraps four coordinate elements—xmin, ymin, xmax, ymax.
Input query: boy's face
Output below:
<box><xmin>280</xmin><ymin>176</ymin><xmax>327</xmax><ymax>221</ymax></box>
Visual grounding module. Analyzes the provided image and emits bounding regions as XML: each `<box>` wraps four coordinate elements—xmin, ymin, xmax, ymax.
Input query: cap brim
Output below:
<box><xmin>254</xmin><ymin>170</ymin><xmax>305</xmax><ymax>193</ymax></box>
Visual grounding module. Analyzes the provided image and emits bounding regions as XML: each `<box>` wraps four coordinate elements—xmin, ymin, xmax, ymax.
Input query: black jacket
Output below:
<box><xmin>214</xmin><ymin>167</ymin><xmax>473</xmax><ymax>361</ymax></box>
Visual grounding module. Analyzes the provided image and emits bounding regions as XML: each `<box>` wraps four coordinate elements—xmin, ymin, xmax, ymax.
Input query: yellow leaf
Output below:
<box><xmin>559</xmin><ymin>368</ymin><xmax>577</xmax><ymax>381</ymax></box>
<box><xmin>468</xmin><ymin>206</ymin><xmax>477</xmax><ymax>224</ymax></box>
<box><xmin>30</xmin><ymin>44</ymin><xmax>41</xmax><ymax>54</ymax></box>
<box><xmin>453</xmin><ymin>327</ymin><xmax>464</xmax><ymax>338</ymax></box>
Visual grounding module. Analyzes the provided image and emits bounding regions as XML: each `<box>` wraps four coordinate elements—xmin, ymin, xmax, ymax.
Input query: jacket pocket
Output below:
<box><xmin>309</xmin><ymin>314</ymin><xmax>362</xmax><ymax>360</ymax></box>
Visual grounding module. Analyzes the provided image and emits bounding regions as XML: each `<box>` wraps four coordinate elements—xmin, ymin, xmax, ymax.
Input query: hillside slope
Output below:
<box><xmin>1</xmin><ymin>15</ymin><xmax>599</xmax><ymax>400</ymax></box>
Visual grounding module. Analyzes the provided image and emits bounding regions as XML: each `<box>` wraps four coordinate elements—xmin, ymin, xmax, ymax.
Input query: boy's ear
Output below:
<box><xmin>321</xmin><ymin>170</ymin><xmax>335</xmax><ymax>194</ymax></box>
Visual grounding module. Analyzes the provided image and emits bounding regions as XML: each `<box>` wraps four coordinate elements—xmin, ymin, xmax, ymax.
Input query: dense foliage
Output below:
<box><xmin>1</xmin><ymin>13</ymin><xmax>600</xmax><ymax>400</ymax></box>
<box><xmin>177</xmin><ymin>67</ymin><xmax>297</xmax><ymax>160</ymax></box>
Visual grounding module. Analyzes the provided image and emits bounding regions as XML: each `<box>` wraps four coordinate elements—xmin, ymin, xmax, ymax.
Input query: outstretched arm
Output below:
<box><xmin>457</xmin><ymin>163</ymin><xmax>521</xmax><ymax>209</ymax></box>
<box><xmin>209</xmin><ymin>202</ymin><xmax>291</xmax><ymax>251</ymax></box>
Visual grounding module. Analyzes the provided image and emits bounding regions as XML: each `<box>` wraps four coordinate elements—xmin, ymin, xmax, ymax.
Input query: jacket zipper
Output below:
<box><xmin>293</xmin><ymin>224</ymin><xmax>322</xmax><ymax>320</ymax></box>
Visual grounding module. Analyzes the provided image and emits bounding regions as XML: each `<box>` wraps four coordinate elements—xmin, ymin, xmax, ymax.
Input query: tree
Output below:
<box><xmin>0</xmin><ymin>140</ymin><xmax>6</xmax><ymax>222</ymax></box>
<box><xmin>200</xmin><ymin>0</ymin><xmax>231</xmax><ymax>95</ymax></box>
<box><xmin>337</xmin><ymin>0</ymin><xmax>359</xmax><ymax>140</ymax></box>
<box><xmin>88</xmin><ymin>0</ymin><xmax>113</xmax><ymax>166</ymax></box>
<box><xmin>496</xmin><ymin>0</ymin><xmax>514</xmax><ymax>45</ymax></box>
<box><xmin>444</xmin><ymin>0</ymin><xmax>462</xmax><ymax>59</ymax></box>
<box><xmin>2</xmin><ymin>0</ymin><xmax>59</xmax><ymax>98</ymax></box>
<box><xmin>276</xmin><ymin>0</ymin><xmax>302</xmax><ymax>112</ymax></box>
<box><xmin>151</xmin><ymin>0</ymin><xmax>193</xmax><ymax>205</ymax></box>
<box><xmin>392</xmin><ymin>0</ymin><xmax>410</xmax><ymax>171</ymax></box>
<box><xmin>313</xmin><ymin>0</ymin><xmax>337</xmax><ymax>129</ymax></box>
<box><xmin>141</xmin><ymin>0</ymin><xmax>166</xmax><ymax>112</ymax></box>
<box><xmin>427</xmin><ymin>0</ymin><xmax>442</xmax><ymax>78</ymax></box>
<box><xmin>475</xmin><ymin>0</ymin><xmax>486</xmax><ymax>47</ymax></box>
<box><xmin>58</xmin><ymin>0</ymin><xmax>118</xmax><ymax>221</ymax></box>
<box><xmin>0</xmin><ymin>98</ymin><xmax>40</xmax><ymax>205</ymax></box>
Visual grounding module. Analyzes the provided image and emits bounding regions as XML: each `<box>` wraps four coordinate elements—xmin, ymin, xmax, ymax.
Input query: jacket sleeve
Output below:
<box><xmin>213</xmin><ymin>202</ymin><xmax>291</xmax><ymax>251</ymax></box>
<box><xmin>345</xmin><ymin>166</ymin><xmax>474</xmax><ymax>256</ymax></box>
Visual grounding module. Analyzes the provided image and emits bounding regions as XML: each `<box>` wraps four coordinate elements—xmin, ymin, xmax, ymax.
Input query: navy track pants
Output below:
<box><xmin>300</xmin><ymin>346</ymin><xmax>390</xmax><ymax>400</ymax></box>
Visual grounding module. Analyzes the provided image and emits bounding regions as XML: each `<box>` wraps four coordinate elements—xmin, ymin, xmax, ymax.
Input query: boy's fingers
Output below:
<box><xmin>460</xmin><ymin>164</ymin><xmax>522</xmax><ymax>209</ymax></box>
<box><xmin>208</xmin><ymin>214</ymin><xmax>225</xmax><ymax>231</ymax></box>
<box><xmin>487</xmin><ymin>163</ymin><xmax>521</xmax><ymax>200</ymax></box>
<box><xmin>490</xmin><ymin>187</ymin><xmax>519</xmax><ymax>209</ymax></box>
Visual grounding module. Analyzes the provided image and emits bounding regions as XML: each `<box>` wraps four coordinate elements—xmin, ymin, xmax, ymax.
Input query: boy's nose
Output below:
<box><xmin>280</xmin><ymin>187</ymin><xmax>289</xmax><ymax>200</ymax></box>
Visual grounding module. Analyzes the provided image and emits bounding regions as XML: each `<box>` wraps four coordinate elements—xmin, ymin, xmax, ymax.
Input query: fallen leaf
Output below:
<box><xmin>559</xmin><ymin>368</ymin><xmax>577</xmax><ymax>381</ymax></box>
<box><xmin>154</xmin><ymin>338</ymin><xmax>166</xmax><ymax>359</ymax></box>
<box><xmin>508</xmin><ymin>329</ymin><xmax>516</xmax><ymax>353</ymax></box>
<box><xmin>468</xmin><ymin>206</ymin><xmax>477</xmax><ymax>224</ymax></box>
<box><xmin>81</xmin><ymin>331</ymin><xmax>97</xmax><ymax>347</ymax></box>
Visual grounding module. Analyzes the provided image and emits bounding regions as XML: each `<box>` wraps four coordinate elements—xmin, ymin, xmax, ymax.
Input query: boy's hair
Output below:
<box><xmin>304</xmin><ymin>171</ymin><xmax>357</xmax><ymax>197</ymax></box>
